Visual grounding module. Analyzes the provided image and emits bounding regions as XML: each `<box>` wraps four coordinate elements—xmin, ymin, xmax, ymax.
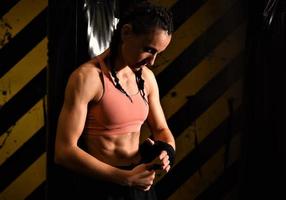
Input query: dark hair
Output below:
<box><xmin>109</xmin><ymin>1</ymin><xmax>173</xmax><ymax>102</ymax></box>
<box><xmin>120</xmin><ymin>1</ymin><xmax>173</xmax><ymax>35</ymax></box>
<box><xmin>110</xmin><ymin>1</ymin><xmax>173</xmax><ymax>61</ymax></box>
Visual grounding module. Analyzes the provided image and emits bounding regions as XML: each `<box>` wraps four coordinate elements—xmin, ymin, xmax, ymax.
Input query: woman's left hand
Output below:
<box><xmin>150</xmin><ymin>150</ymin><xmax>170</xmax><ymax>173</ymax></box>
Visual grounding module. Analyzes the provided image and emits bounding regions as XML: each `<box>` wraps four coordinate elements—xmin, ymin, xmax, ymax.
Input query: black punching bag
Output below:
<box><xmin>47</xmin><ymin>0</ymin><xmax>89</xmax><ymax>199</ymax></box>
<box><xmin>241</xmin><ymin>0</ymin><xmax>286</xmax><ymax>199</ymax></box>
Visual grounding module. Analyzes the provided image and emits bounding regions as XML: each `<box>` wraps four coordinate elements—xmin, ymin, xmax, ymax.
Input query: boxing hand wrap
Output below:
<box><xmin>154</xmin><ymin>141</ymin><xmax>175</xmax><ymax>167</ymax></box>
<box><xmin>139</xmin><ymin>139</ymin><xmax>176</xmax><ymax>168</ymax></box>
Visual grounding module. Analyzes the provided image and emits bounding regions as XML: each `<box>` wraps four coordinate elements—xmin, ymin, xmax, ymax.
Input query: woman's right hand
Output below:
<box><xmin>126</xmin><ymin>163</ymin><xmax>156</xmax><ymax>191</ymax></box>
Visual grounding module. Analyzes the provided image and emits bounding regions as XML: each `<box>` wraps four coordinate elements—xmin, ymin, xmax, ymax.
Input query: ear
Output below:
<box><xmin>121</xmin><ymin>24</ymin><xmax>133</xmax><ymax>41</ymax></box>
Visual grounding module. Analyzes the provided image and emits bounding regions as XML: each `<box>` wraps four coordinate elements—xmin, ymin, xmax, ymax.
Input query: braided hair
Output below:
<box><xmin>109</xmin><ymin>1</ymin><xmax>173</xmax><ymax>102</ymax></box>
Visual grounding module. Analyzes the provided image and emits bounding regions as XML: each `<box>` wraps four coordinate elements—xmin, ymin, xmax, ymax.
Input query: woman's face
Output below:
<box><xmin>120</xmin><ymin>25</ymin><xmax>172</xmax><ymax>70</ymax></box>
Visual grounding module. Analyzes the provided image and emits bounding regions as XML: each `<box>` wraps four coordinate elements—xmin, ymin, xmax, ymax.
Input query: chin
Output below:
<box><xmin>131</xmin><ymin>63</ymin><xmax>143</xmax><ymax>70</ymax></box>
<box><xmin>131</xmin><ymin>66</ymin><xmax>142</xmax><ymax>72</ymax></box>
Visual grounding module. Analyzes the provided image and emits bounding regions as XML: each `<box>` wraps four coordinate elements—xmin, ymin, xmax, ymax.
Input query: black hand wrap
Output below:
<box><xmin>139</xmin><ymin>139</ymin><xmax>176</xmax><ymax>168</ymax></box>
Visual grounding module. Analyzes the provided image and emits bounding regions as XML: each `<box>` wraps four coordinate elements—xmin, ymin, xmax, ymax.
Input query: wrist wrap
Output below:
<box><xmin>139</xmin><ymin>139</ymin><xmax>175</xmax><ymax>167</ymax></box>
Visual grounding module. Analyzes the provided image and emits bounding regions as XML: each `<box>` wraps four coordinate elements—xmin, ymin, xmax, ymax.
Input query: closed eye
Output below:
<box><xmin>143</xmin><ymin>47</ymin><xmax>157</xmax><ymax>55</ymax></box>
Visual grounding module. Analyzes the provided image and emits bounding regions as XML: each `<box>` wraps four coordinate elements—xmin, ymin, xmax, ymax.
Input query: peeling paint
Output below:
<box><xmin>0</xmin><ymin>133</ymin><xmax>9</xmax><ymax>149</ymax></box>
<box><xmin>0</xmin><ymin>126</ymin><xmax>13</xmax><ymax>149</ymax></box>
<box><xmin>2</xmin><ymin>90</ymin><xmax>7</xmax><ymax>96</ymax></box>
<box><xmin>0</xmin><ymin>79</ymin><xmax>12</xmax><ymax>105</ymax></box>
<box><xmin>0</xmin><ymin>18</ymin><xmax>13</xmax><ymax>48</ymax></box>
<box><xmin>171</xmin><ymin>91</ymin><xmax>177</xmax><ymax>97</ymax></box>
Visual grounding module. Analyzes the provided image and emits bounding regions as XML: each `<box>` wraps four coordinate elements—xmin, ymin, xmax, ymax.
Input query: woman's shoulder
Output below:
<box><xmin>65</xmin><ymin>60</ymin><xmax>104</xmax><ymax>100</ymax></box>
<box><xmin>141</xmin><ymin>66</ymin><xmax>157</xmax><ymax>84</ymax></box>
<box><xmin>70</xmin><ymin>49</ymin><xmax>110</xmax><ymax>88</ymax></box>
<box><xmin>141</xmin><ymin>66</ymin><xmax>158</xmax><ymax>96</ymax></box>
<box><xmin>72</xmin><ymin>61</ymin><xmax>101</xmax><ymax>83</ymax></box>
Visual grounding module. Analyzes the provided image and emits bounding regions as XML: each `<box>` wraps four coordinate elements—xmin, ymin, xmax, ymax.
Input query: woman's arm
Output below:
<box><xmin>145</xmin><ymin>68</ymin><xmax>175</xmax><ymax>149</ymax></box>
<box><xmin>144</xmin><ymin>67</ymin><xmax>176</xmax><ymax>171</ymax></box>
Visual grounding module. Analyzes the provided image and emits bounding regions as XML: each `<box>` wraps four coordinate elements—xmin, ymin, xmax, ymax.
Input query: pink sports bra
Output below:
<box><xmin>84</xmin><ymin>56</ymin><xmax>149</xmax><ymax>136</ymax></box>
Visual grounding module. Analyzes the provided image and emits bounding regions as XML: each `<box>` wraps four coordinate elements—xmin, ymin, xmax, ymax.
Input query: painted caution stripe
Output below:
<box><xmin>0</xmin><ymin>126</ymin><xmax>45</xmax><ymax>192</ymax></box>
<box><xmin>0</xmin><ymin>68</ymin><xmax>46</xmax><ymax>136</ymax></box>
<box><xmin>161</xmin><ymin>23</ymin><xmax>246</xmax><ymax>119</ymax></box>
<box><xmin>140</xmin><ymin>6</ymin><xmax>245</xmax><ymax>141</ymax></box>
<box><xmin>170</xmin><ymin>0</ymin><xmax>208</xmax><ymax>30</ymax></box>
<box><xmin>168</xmin><ymin>52</ymin><xmax>244</xmax><ymax>138</ymax></box>
<box><xmin>0</xmin><ymin>99</ymin><xmax>44</xmax><ymax>166</ymax></box>
<box><xmin>0</xmin><ymin>0</ymin><xmax>48</xmax><ymax>198</ymax></box>
<box><xmin>157</xmin><ymin>0</ymin><xmax>245</xmax><ymax>97</ymax></box>
<box><xmin>25</xmin><ymin>181</ymin><xmax>46</xmax><ymax>200</ymax></box>
<box><xmin>164</xmin><ymin>79</ymin><xmax>242</xmax><ymax>199</ymax></box>
<box><xmin>172</xmin><ymin>79</ymin><xmax>242</xmax><ymax>169</ymax></box>
<box><xmin>194</xmin><ymin>162</ymin><xmax>239</xmax><ymax>200</ymax></box>
<box><xmin>169</xmin><ymin>135</ymin><xmax>240</xmax><ymax>200</ymax></box>
<box><xmin>155</xmin><ymin>106</ymin><xmax>242</xmax><ymax>199</ymax></box>
<box><xmin>153</xmin><ymin>0</ymin><xmax>241</xmax><ymax>76</ymax></box>
<box><xmin>0</xmin><ymin>0</ymin><xmax>20</xmax><ymax>17</ymax></box>
<box><xmin>0</xmin><ymin>8</ymin><xmax>47</xmax><ymax>79</ymax></box>
<box><xmin>0</xmin><ymin>0</ymin><xmax>47</xmax><ymax>49</ymax></box>
<box><xmin>153</xmin><ymin>78</ymin><xmax>242</xmax><ymax>184</ymax></box>
<box><xmin>0</xmin><ymin>153</ymin><xmax>46</xmax><ymax>200</ymax></box>
<box><xmin>153</xmin><ymin>50</ymin><xmax>245</xmax><ymax>197</ymax></box>
<box><xmin>0</xmin><ymin>38</ymin><xmax>47</xmax><ymax>106</ymax></box>
<box><xmin>150</xmin><ymin>2</ymin><xmax>246</xmax><ymax>197</ymax></box>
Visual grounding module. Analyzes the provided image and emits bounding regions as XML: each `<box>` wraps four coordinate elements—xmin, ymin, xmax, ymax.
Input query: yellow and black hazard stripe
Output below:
<box><xmin>149</xmin><ymin>0</ymin><xmax>246</xmax><ymax>199</ymax></box>
<box><xmin>0</xmin><ymin>0</ymin><xmax>246</xmax><ymax>199</ymax></box>
<box><xmin>0</xmin><ymin>0</ymin><xmax>47</xmax><ymax>199</ymax></box>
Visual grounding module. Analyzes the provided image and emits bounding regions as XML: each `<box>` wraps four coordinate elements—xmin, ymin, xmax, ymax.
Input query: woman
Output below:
<box><xmin>55</xmin><ymin>1</ymin><xmax>176</xmax><ymax>199</ymax></box>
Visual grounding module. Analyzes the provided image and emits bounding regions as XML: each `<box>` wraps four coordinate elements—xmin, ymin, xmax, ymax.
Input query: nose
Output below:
<box><xmin>148</xmin><ymin>54</ymin><xmax>157</xmax><ymax>67</ymax></box>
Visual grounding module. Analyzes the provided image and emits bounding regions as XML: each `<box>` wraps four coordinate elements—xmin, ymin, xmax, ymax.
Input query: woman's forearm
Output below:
<box><xmin>152</xmin><ymin>128</ymin><xmax>176</xmax><ymax>150</ymax></box>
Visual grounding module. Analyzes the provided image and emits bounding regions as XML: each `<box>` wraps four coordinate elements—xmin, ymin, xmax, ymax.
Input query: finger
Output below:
<box><xmin>144</xmin><ymin>186</ymin><xmax>152</xmax><ymax>191</ymax></box>
<box><xmin>143</xmin><ymin>179</ymin><xmax>154</xmax><ymax>191</ymax></box>
<box><xmin>162</xmin><ymin>154</ymin><xmax>169</xmax><ymax>164</ymax></box>
<box><xmin>136</xmin><ymin>184</ymin><xmax>151</xmax><ymax>191</ymax></box>
<box><xmin>165</xmin><ymin>165</ymin><xmax>171</xmax><ymax>172</ymax></box>
<box><xmin>140</xmin><ymin>171</ymin><xmax>155</xmax><ymax>179</ymax></box>
<box><xmin>138</xmin><ymin>169</ymin><xmax>156</xmax><ymax>178</ymax></box>
<box><xmin>153</xmin><ymin>153</ymin><xmax>169</xmax><ymax>168</ymax></box>
<box><xmin>136</xmin><ymin>176</ymin><xmax>154</xmax><ymax>190</ymax></box>
<box><xmin>162</xmin><ymin>160</ymin><xmax>170</xmax><ymax>170</ymax></box>
<box><xmin>137</xmin><ymin>184</ymin><xmax>151</xmax><ymax>191</ymax></box>
<box><xmin>146</xmin><ymin>138</ymin><xmax>155</xmax><ymax>145</ymax></box>
<box><xmin>159</xmin><ymin>151</ymin><xmax>168</xmax><ymax>160</ymax></box>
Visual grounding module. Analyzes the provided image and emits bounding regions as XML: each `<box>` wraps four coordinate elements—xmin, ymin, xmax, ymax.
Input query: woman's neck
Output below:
<box><xmin>107</xmin><ymin>50</ymin><xmax>131</xmax><ymax>76</ymax></box>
